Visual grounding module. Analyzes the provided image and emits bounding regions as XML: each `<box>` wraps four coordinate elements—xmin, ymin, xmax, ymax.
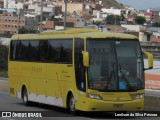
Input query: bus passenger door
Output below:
<box><xmin>74</xmin><ymin>38</ymin><xmax>87</xmax><ymax>108</ymax></box>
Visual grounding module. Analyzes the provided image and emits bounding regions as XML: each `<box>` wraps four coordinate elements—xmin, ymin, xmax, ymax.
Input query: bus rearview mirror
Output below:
<box><xmin>82</xmin><ymin>51</ymin><xmax>89</xmax><ymax>67</ymax></box>
<box><xmin>143</xmin><ymin>52</ymin><xmax>153</xmax><ymax>70</ymax></box>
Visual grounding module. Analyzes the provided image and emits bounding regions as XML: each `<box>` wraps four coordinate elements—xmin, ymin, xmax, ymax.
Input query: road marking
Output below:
<box><xmin>0</xmin><ymin>80</ymin><xmax>8</xmax><ymax>82</ymax></box>
<box><xmin>78</xmin><ymin>117</ymin><xmax>97</xmax><ymax>120</ymax></box>
<box><xmin>145</xmin><ymin>89</ymin><xmax>160</xmax><ymax>92</ymax></box>
<box><xmin>0</xmin><ymin>116</ymin><xmax>96</xmax><ymax>120</ymax></box>
<box><xmin>0</xmin><ymin>117</ymin><xmax>15</xmax><ymax>120</ymax></box>
<box><xmin>0</xmin><ymin>92</ymin><xmax>8</xmax><ymax>95</ymax></box>
<box><xmin>0</xmin><ymin>80</ymin><xmax>8</xmax><ymax>93</ymax></box>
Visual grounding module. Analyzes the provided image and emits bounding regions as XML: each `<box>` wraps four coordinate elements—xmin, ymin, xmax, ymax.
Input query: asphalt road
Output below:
<box><xmin>0</xmin><ymin>92</ymin><xmax>160</xmax><ymax>120</ymax></box>
<box><xmin>0</xmin><ymin>79</ymin><xmax>160</xmax><ymax>119</ymax></box>
<box><xmin>145</xmin><ymin>89</ymin><xmax>160</xmax><ymax>97</ymax></box>
<box><xmin>0</xmin><ymin>92</ymin><xmax>97</xmax><ymax>120</ymax></box>
<box><xmin>0</xmin><ymin>92</ymin><xmax>137</xmax><ymax>120</ymax></box>
<box><xmin>0</xmin><ymin>77</ymin><xmax>8</xmax><ymax>81</ymax></box>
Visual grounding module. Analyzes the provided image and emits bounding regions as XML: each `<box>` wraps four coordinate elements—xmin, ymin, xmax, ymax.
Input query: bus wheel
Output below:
<box><xmin>22</xmin><ymin>87</ymin><xmax>30</xmax><ymax>106</ymax></box>
<box><xmin>69</xmin><ymin>94</ymin><xmax>77</xmax><ymax>115</ymax></box>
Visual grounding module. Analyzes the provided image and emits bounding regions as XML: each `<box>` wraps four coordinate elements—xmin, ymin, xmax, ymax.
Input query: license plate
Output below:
<box><xmin>114</xmin><ymin>104</ymin><xmax>123</xmax><ymax>108</ymax></box>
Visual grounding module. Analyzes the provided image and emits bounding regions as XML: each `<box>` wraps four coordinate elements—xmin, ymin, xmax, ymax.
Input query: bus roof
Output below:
<box><xmin>11</xmin><ymin>28</ymin><xmax>138</xmax><ymax>40</ymax></box>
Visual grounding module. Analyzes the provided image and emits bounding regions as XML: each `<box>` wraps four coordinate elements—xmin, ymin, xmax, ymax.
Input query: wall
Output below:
<box><xmin>4</xmin><ymin>0</ymin><xmax>23</xmax><ymax>9</ymax></box>
<box><xmin>121</xmin><ymin>25</ymin><xmax>141</xmax><ymax>32</ymax></box>
<box><xmin>62</xmin><ymin>3</ymin><xmax>84</xmax><ymax>14</ymax></box>
<box><xmin>101</xmin><ymin>8</ymin><xmax>122</xmax><ymax>16</ymax></box>
<box><xmin>0</xmin><ymin>13</ymin><xmax>25</xmax><ymax>34</ymax></box>
<box><xmin>139</xmin><ymin>32</ymin><xmax>148</xmax><ymax>42</ymax></box>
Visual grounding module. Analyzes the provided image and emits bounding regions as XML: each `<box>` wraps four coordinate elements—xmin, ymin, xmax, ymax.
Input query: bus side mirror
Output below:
<box><xmin>143</xmin><ymin>52</ymin><xmax>153</xmax><ymax>70</ymax></box>
<box><xmin>82</xmin><ymin>51</ymin><xmax>89</xmax><ymax>67</ymax></box>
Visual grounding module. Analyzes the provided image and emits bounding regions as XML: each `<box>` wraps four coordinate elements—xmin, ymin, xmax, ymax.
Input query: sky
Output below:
<box><xmin>117</xmin><ymin>0</ymin><xmax>160</xmax><ymax>10</ymax></box>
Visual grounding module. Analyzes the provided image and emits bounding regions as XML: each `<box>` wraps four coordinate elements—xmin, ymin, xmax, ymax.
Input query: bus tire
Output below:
<box><xmin>22</xmin><ymin>87</ymin><xmax>30</xmax><ymax>106</ymax></box>
<box><xmin>68</xmin><ymin>93</ymin><xmax>77</xmax><ymax>115</ymax></box>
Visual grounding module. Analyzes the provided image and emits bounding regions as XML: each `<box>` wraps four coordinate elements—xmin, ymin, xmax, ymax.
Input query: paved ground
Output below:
<box><xmin>0</xmin><ymin>78</ymin><xmax>8</xmax><ymax>81</ymax></box>
<box><xmin>0</xmin><ymin>80</ymin><xmax>8</xmax><ymax>93</ymax></box>
<box><xmin>0</xmin><ymin>79</ymin><xmax>160</xmax><ymax>119</ymax></box>
<box><xmin>0</xmin><ymin>91</ymin><xmax>159</xmax><ymax>120</ymax></box>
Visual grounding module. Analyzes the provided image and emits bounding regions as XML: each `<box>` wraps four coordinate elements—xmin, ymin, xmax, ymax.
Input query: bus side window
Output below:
<box><xmin>10</xmin><ymin>41</ymin><xmax>17</xmax><ymax>60</ymax></box>
<box><xmin>20</xmin><ymin>41</ymin><xmax>29</xmax><ymax>61</ymax></box>
<box><xmin>14</xmin><ymin>41</ymin><xmax>22</xmax><ymax>60</ymax></box>
<box><xmin>60</xmin><ymin>39</ymin><xmax>72</xmax><ymax>64</ymax></box>
<box><xmin>29</xmin><ymin>40</ymin><xmax>39</xmax><ymax>62</ymax></box>
<box><xmin>48</xmin><ymin>40</ymin><xmax>61</xmax><ymax>62</ymax></box>
<box><xmin>38</xmin><ymin>40</ymin><xmax>49</xmax><ymax>62</ymax></box>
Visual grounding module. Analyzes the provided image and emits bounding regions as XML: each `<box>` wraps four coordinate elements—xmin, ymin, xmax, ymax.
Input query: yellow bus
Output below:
<box><xmin>8</xmin><ymin>28</ymin><xmax>153</xmax><ymax>114</ymax></box>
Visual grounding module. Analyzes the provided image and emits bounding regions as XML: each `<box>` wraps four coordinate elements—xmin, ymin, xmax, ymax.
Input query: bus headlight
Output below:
<box><xmin>131</xmin><ymin>94</ymin><xmax>144</xmax><ymax>100</ymax></box>
<box><xmin>87</xmin><ymin>93</ymin><xmax>103</xmax><ymax>100</ymax></box>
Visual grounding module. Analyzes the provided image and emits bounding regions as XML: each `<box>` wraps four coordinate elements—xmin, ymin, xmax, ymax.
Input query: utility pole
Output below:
<box><xmin>17</xmin><ymin>9</ymin><xmax>21</xmax><ymax>34</ymax></box>
<box><xmin>40</xmin><ymin>0</ymin><xmax>43</xmax><ymax>32</ymax></box>
<box><xmin>114</xmin><ymin>14</ymin><xmax>117</xmax><ymax>31</ymax></box>
<box><xmin>115</xmin><ymin>15</ymin><xmax>116</xmax><ymax>25</ymax></box>
<box><xmin>6</xmin><ymin>0</ymin><xmax>8</xmax><ymax>8</ymax></box>
<box><xmin>64</xmin><ymin>0</ymin><xmax>67</xmax><ymax>30</ymax></box>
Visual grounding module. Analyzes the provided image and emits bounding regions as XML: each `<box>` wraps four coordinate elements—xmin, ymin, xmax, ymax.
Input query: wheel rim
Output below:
<box><xmin>70</xmin><ymin>96</ymin><xmax>75</xmax><ymax>112</ymax></box>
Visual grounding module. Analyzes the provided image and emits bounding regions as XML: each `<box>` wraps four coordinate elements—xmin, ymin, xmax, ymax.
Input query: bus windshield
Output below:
<box><xmin>87</xmin><ymin>38</ymin><xmax>144</xmax><ymax>92</ymax></box>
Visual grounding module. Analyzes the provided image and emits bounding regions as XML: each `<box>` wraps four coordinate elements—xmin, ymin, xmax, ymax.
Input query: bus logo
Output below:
<box><xmin>2</xmin><ymin>112</ymin><xmax>11</xmax><ymax>117</ymax></box>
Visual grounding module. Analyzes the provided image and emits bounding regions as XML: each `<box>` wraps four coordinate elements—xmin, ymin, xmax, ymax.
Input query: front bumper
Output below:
<box><xmin>77</xmin><ymin>98</ymin><xmax>144</xmax><ymax>111</ymax></box>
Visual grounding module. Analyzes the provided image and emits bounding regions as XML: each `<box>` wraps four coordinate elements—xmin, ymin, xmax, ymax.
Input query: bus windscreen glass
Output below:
<box><xmin>87</xmin><ymin>38</ymin><xmax>144</xmax><ymax>91</ymax></box>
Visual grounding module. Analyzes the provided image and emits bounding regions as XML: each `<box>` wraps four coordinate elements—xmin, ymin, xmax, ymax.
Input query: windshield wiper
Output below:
<box><xmin>119</xmin><ymin>64</ymin><xmax>133</xmax><ymax>91</ymax></box>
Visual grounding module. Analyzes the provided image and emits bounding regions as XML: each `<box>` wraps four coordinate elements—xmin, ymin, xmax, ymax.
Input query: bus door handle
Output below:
<box><xmin>62</xmin><ymin>70</ymin><xmax>68</xmax><ymax>74</ymax></box>
<box><xmin>65</xmin><ymin>75</ymin><xmax>70</xmax><ymax>78</ymax></box>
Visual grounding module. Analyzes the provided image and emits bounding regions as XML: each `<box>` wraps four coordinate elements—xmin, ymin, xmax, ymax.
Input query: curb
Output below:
<box><xmin>144</xmin><ymin>96</ymin><xmax>160</xmax><ymax>107</ymax></box>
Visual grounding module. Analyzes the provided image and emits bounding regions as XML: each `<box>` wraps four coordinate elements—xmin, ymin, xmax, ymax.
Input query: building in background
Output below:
<box><xmin>144</xmin><ymin>9</ymin><xmax>159</xmax><ymax>23</ymax></box>
<box><xmin>39</xmin><ymin>20</ymin><xmax>74</xmax><ymax>30</ymax></box>
<box><xmin>0</xmin><ymin>10</ymin><xmax>38</xmax><ymax>34</ymax></box>
<box><xmin>101</xmin><ymin>7</ymin><xmax>125</xmax><ymax>16</ymax></box>
<box><xmin>0</xmin><ymin>11</ymin><xmax>25</xmax><ymax>34</ymax></box>
<box><xmin>0</xmin><ymin>0</ymin><xmax>3</xmax><ymax>8</ymax></box>
<box><xmin>4</xmin><ymin>0</ymin><xmax>23</xmax><ymax>9</ymax></box>
<box><xmin>66</xmin><ymin>15</ymin><xmax>85</xmax><ymax>27</ymax></box>
<box><xmin>25</xmin><ymin>17</ymin><xmax>38</xmax><ymax>31</ymax></box>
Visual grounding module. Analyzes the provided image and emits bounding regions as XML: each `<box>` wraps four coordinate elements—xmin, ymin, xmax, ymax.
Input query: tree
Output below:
<box><xmin>19</xmin><ymin>27</ymin><xmax>37</xmax><ymax>34</ymax></box>
<box><xmin>18</xmin><ymin>27</ymin><xmax>27</xmax><ymax>34</ymax></box>
<box><xmin>134</xmin><ymin>16</ymin><xmax>146</xmax><ymax>25</ymax></box>
<box><xmin>152</xmin><ymin>22</ymin><xmax>160</xmax><ymax>27</ymax></box>
<box><xmin>49</xmin><ymin>15</ymin><xmax>55</xmax><ymax>21</ymax></box>
<box><xmin>105</xmin><ymin>15</ymin><xmax>122</xmax><ymax>25</ymax></box>
<box><xmin>36</xmin><ymin>14</ymin><xmax>47</xmax><ymax>22</ymax></box>
<box><xmin>120</xmin><ymin>14</ymin><xmax>125</xmax><ymax>21</ymax></box>
<box><xmin>49</xmin><ymin>15</ymin><xmax>62</xmax><ymax>21</ymax></box>
<box><xmin>94</xmin><ymin>21</ymin><xmax>102</xmax><ymax>26</ymax></box>
<box><xmin>0</xmin><ymin>41</ymin><xmax>8</xmax><ymax>71</ymax></box>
